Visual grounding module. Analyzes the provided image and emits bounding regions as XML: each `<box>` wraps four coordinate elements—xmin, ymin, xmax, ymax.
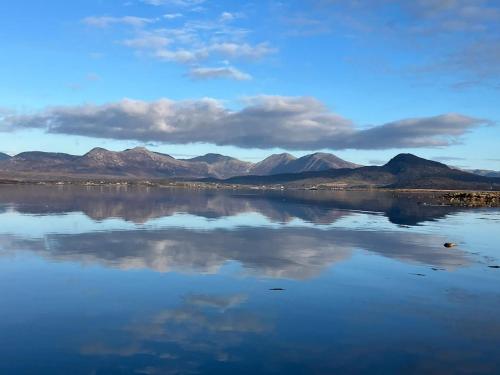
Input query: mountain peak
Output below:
<box><xmin>266</xmin><ymin>153</ymin><xmax>297</xmax><ymax>161</ymax></box>
<box><xmin>248</xmin><ymin>153</ymin><xmax>296</xmax><ymax>175</ymax></box>
<box><xmin>388</xmin><ymin>153</ymin><xmax>423</xmax><ymax>163</ymax></box>
<box><xmin>85</xmin><ymin>147</ymin><xmax>111</xmax><ymax>156</ymax></box>
<box><xmin>0</xmin><ymin>152</ymin><xmax>11</xmax><ymax>161</ymax></box>
<box><xmin>294</xmin><ymin>152</ymin><xmax>360</xmax><ymax>170</ymax></box>
<box><xmin>14</xmin><ymin>151</ymin><xmax>77</xmax><ymax>161</ymax></box>
<box><xmin>125</xmin><ymin>146</ymin><xmax>150</xmax><ymax>153</ymax></box>
<box><xmin>384</xmin><ymin>153</ymin><xmax>448</xmax><ymax>173</ymax></box>
<box><xmin>308</xmin><ymin>152</ymin><xmax>330</xmax><ymax>157</ymax></box>
<box><xmin>188</xmin><ymin>153</ymin><xmax>236</xmax><ymax>164</ymax></box>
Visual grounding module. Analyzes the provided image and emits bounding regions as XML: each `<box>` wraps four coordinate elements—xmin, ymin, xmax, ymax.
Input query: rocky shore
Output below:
<box><xmin>440</xmin><ymin>192</ymin><xmax>500</xmax><ymax>207</ymax></box>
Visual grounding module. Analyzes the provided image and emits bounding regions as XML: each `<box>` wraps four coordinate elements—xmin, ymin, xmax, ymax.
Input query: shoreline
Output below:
<box><xmin>1</xmin><ymin>178</ymin><xmax>499</xmax><ymax>207</ymax></box>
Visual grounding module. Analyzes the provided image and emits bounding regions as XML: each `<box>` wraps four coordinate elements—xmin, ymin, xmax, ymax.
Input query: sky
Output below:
<box><xmin>0</xmin><ymin>0</ymin><xmax>499</xmax><ymax>169</ymax></box>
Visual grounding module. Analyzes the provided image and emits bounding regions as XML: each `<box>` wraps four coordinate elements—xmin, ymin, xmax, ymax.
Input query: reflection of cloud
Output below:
<box><xmin>75</xmin><ymin>286</ymin><xmax>500</xmax><ymax>374</ymax></box>
<box><xmin>81</xmin><ymin>293</ymin><xmax>268</xmax><ymax>373</ymax></box>
<box><xmin>0</xmin><ymin>226</ymin><xmax>469</xmax><ymax>279</ymax></box>
<box><xmin>188</xmin><ymin>66</ymin><xmax>252</xmax><ymax>81</ymax></box>
<box><xmin>80</xmin><ymin>342</ymin><xmax>148</xmax><ymax>357</ymax></box>
<box><xmin>184</xmin><ymin>294</ymin><xmax>247</xmax><ymax>310</ymax></box>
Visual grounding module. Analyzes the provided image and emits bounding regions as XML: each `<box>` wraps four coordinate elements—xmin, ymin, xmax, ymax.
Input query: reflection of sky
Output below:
<box><xmin>1</xmin><ymin>192</ymin><xmax>500</xmax><ymax>374</ymax></box>
<box><xmin>1</xmin><ymin>244</ymin><xmax>500</xmax><ymax>374</ymax></box>
<box><xmin>1</xmin><ymin>205</ymin><xmax>499</xmax><ymax>279</ymax></box>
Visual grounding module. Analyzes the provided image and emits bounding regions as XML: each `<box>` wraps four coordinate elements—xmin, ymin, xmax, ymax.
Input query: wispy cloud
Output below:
<box><xmin>1</xmin><ymin>96</ymin><xmax>489</xmax><ymax>150</ymax></box>
<box><xmin>405</xmin><ymin>0</ymin><xmax>500</xmax><ymax>34</ymax></box>
<box><xmin>163</xmin><ymin>13</ymin><xmax>183</xmax><ymax>19</ymax></box>
<box><xmin>83</xmin><ymin>7</ymin><xmax>274</xmax><ymax>80</ymax></box>
<box><xmin>294</xmin><ymin>0</ymin><xmax>500</xmax><ymax>88</ymax></box>
<box><xmin>82</xmin><ymin>16</ymin><xmax>156</xmax><ymax>28</ymax></box>
<box><xmin>308</xmin><ymin>0</ymin><xmax>500</xmax><ymax>34</ymax></box>
<box><xmin>188</xmin><ymin>66</ymin><xmax>252</xmax><ymax>80</ymax></box>
<box><xmin>120</xmin><ymin>20</ymin><xmax>274</xmax><ymax>63</ymax></box>
<box><xmin>123</xmin><ymin>33</ymin><xmax>171</xmax><ymax>49</ymax></box>
<box><xmin>432</xmin><ymin>156</ymin><xmax>467</xmax><ymax>162</ymax></box>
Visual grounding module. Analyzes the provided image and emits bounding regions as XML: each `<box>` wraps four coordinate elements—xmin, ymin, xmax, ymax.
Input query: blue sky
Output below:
<box><xmin>0</xmin><ymin>0</ymin><xmax>499</xmax><ymax>168</ymax></box>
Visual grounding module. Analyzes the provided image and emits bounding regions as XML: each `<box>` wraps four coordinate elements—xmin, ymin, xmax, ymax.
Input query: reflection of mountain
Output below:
<box><xmin>0</xmin><ymin>227</ymin><xmax>469</xmax><ymax>279</ymax></box>
<box><xmin>0</xmin><ymin>185</ymin><xmax>462</xmax><ymax>225</ymax></box>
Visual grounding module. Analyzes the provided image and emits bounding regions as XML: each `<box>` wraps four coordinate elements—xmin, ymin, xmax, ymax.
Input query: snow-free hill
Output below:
<box><xmin>218</xmin><ymin>153</ymin><xmax>500</xmax><ymax>190</ymax></box>
<box><xmin>0</xmin><ymin>152</ymin><xmax>11</xmax><ymax>161</ymax></box>
<box><xmin>249</xmin><ymin>152</ymin><xmax>359</xmax><ymax>175</ymax></box>
<box><xmin>0</xmin><ymin>147</ymin><xmax>360</xmax><ymax>180</ymax></box>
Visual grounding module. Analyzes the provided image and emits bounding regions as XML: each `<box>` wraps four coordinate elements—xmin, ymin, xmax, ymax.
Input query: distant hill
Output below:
<box><xmin>249</xmin><ymin>152</ymin><xmax>359</xmax><ymax>175</ymax></box>
<box><xmin>0</xmin><ymin>152</ymin><xmax>11</xmax><ymax>161</ymax></box>
<box><xmin>250</xmin><ymin>153</ymin><xmax>297</xmax><ymax>175</ymax></box>
<box><xmin>0</xmin><ymin>147</ymin><xmax>358</xmax><ymax>180</ymax></box>
<box><xmin>182</xmin><ymin>153</ymin><xmax>253</xmax><ymax>179</ymax></box>
<box><xmin>467</xmin><ymin>169</ymin><xmax>500</xmax><ymax>178</ymax></box>
<box><xmin>215</xmin><ymin>154</ymin><xmax>500</xmax><ymax>190</ymax></box>
<box><xmin>2</xmin><ymin>149</ymin><xmax>496</xmax><ymax>190</ymax></box>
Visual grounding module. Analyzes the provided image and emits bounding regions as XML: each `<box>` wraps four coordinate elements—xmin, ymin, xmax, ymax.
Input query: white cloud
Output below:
<box><xmin>163</xmin><ymin>13</ymin><xmax>183</xmax><ymax>19</ymax></box>
<box><xmin>203</xmin><ymin>42</ymin><xmax>275</xmax><ymax>60</ymax></box>
<box><xmin>123</xmin><ymin>33</ymin><xmax>171</xmax><ymax>49</ymax></box>
<box><xmin>82</xmin><ymin>7</ymin><xmax>273</xmax><ymax>80</ymax></box>
<box><xmin>1</xmin><ymin>96</ymin><xmax>489</xmax><ymax>150</ymax></box>
<box><xmin>155</xmin><ymin>48</ymin><xmax>198</xmax><ymax>63</ymax></box>
<box><xmin>83</xmin><ymin>16</ymin><xmax>156</xmax><ymax>28</ymax></box>
<box><xmin>189</xmin><ymin>66</ymin><xmax>252</xmax><ymax>80</ymax></box>
<box><xmin>219</xmin><ymin>11</ymin><xmax>237</xmax><ymax>22</ymax></box>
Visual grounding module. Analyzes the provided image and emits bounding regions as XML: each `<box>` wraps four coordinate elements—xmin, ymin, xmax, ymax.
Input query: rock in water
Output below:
<box><xmin>444</xmin><ymin>242</ymin><xmax>456</xmax><ymax>248</ymax></box>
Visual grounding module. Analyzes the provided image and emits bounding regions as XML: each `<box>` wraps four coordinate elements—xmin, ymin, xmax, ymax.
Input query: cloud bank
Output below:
<box><xmin>1</xmin><ymin>96</ymin><xmax>488</xmax><ymax>150</ymax></box>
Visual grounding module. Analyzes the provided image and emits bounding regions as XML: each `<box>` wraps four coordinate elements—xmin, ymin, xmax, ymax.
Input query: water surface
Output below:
<box><xmin>1</xmin><ymin>186</ymin><xmax>499</xmax><ymax>374</ymax></box>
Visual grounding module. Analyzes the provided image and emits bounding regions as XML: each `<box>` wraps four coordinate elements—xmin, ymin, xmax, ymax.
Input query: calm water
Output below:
<box><xmin>1</xmin><ymin>186</ymin><xmax>499</xmax><ymax>374</ymax></box>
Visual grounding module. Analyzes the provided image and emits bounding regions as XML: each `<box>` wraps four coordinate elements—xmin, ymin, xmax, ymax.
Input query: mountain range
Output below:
<box><xmin>214</xmin><ymin>154</ymin><xmax>500</xmax><ymax>190</ymax></box>
<box><xmin>0</xmin><ymin>147</ymin><xmax>359</xmax><ymax>180</ymax></box>
<box><xmin>0</xmin><ymin>148</ymin><xmax>498</xmax><ymax>190</ymax></box>
<box><xmin>465</xmin><ymin>169</ymin><xmax>500</xmax><ymax>178</ymax></box>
